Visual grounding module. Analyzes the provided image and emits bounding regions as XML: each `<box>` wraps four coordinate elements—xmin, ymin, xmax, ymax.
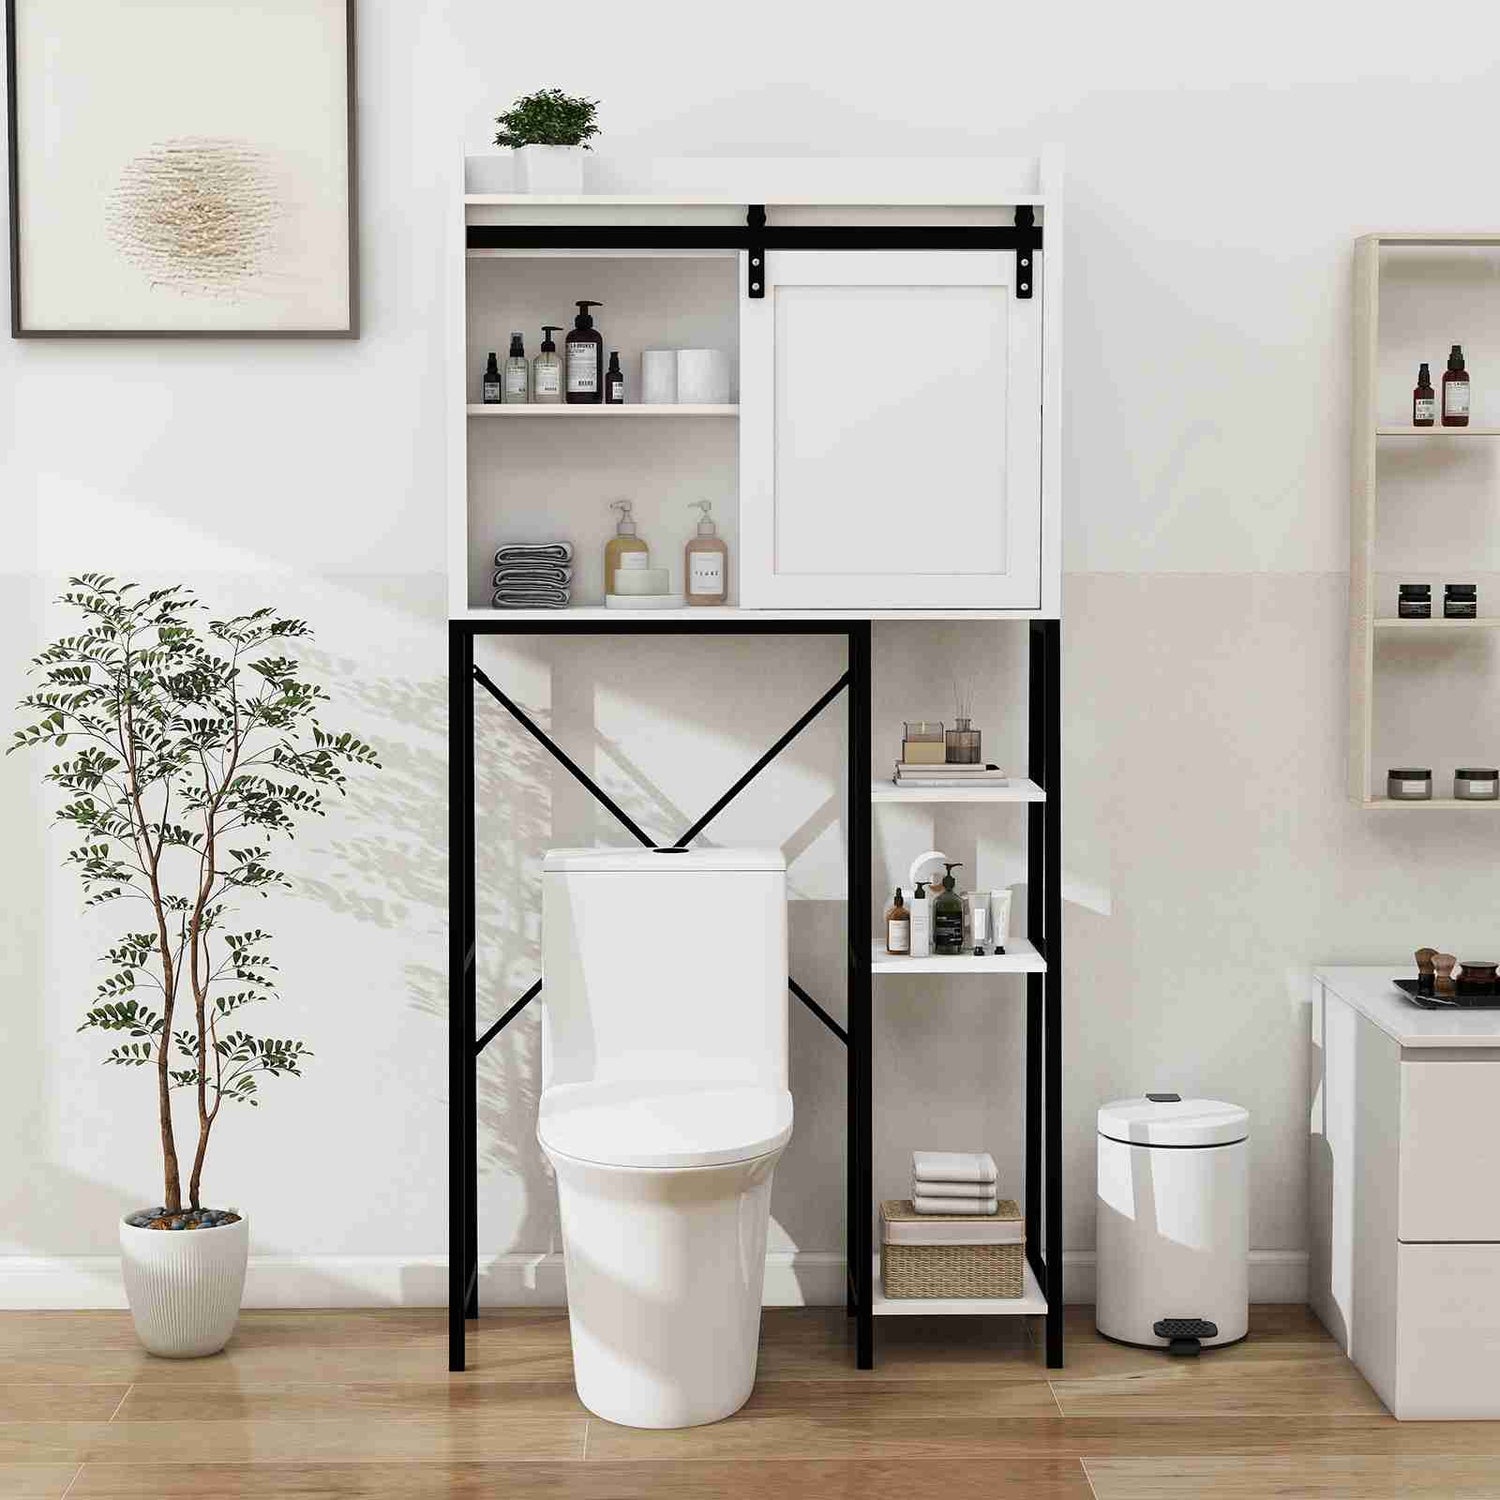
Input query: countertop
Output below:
<box><xmin>1316</xmin><ymin>966</ymin><xmax>1500</xmax><ymax>1049</ymax></box>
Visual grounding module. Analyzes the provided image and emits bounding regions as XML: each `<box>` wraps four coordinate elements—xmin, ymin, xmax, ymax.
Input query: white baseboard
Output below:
<box><xmin>0</xmin><ymin>1247</ymin><xmax>1308</xmax><ymax>1311</ymax></box>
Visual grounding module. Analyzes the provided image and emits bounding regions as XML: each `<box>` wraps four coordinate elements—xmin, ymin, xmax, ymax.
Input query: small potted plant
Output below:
<box><xmin>494</xmin><ymin>87</ymin><xmax>600</xmax><ymax>194</ymax></box>
<box><xmin>12</xmin><ymin>577</ymin><xmax>379</xmax><ymax>1357</ymax></box>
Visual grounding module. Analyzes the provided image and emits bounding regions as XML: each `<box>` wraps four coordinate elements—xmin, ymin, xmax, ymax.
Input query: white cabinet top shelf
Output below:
<box><xmin>872</xmin><ymin>778</ymin><xmax>1044</xmax><ymax>805</ymax></box>
<box><xmin>1373</xmin><ymin>617</ymin><xmax>1500</xmax><ymax>631</ymax></box>
<box><xmin>466</xmin><ymin>404</ymin><xmax>737</xmax><ymax>418</ymax></box>
<box><xmin>871</xmin><ymin>939</ymin><xmax>1044</xmax><ymax>975</ymax></box>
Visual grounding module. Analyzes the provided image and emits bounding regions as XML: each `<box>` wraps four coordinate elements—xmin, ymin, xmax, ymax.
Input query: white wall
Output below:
<box><xmin>5</xmin><ymin>0</ymin><xmax>1500</xmax><ymax>1306</ymax></box>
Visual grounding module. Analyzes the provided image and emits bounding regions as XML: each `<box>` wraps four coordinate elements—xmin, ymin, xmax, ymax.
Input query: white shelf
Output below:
<box><xmin>872</xmin><ymin>1256</ymin><xmax>1047</xmax><ymax>1317</ymax></box>
<box><xmin>871</xmin><ymin>938</ymin><xmax>1044</xmax><ymax>975</ymax></box>
<box><xmin>467</xmin><ymin>404</ymin><xmax>737</xmax><ymax>418</ymax></box>
<box><xmin>1376</xmin><ymin>425</ymin><xmax>1500</xmax><ymax>437</ymax></box>
<box><xmin>1362</xmin><ymin>797</ymin><xmax>1500</xmax><ymax>810</ymax></box>
<box><xmin>872</xmin><ymin>778</ymin><xmax>1044</xmax><ymax>804</ymax></box>
<box><xmin>1373</xmin><ymin>617</ymin><xmax>1500</xmax><ymax>631</ymax></box>
<box><xmin>453</xmin><ymin>606</ymin><xmax>1059</xmax><ymax>623</ymax></box>
<box><xmin>464</xmin><ymin>193</ymin><xmax>1046</xmax><ymax>208</ymax></box>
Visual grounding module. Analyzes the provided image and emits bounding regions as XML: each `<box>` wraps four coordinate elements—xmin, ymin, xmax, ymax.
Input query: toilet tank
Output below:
<box><xmin>541</xmin><ymin>847</ymin><xmax>787</xmax><ymax>1091</ymax></box>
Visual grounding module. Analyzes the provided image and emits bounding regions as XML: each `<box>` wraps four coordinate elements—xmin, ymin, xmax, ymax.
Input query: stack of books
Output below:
<box><xmin>892</xmin><ymin>762</ymin><xmax>1007</xmax><ymax>789</ymax></box>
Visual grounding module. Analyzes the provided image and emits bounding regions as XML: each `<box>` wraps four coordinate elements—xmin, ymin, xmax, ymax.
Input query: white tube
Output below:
<box><xmin>965</xmin><ymin>892</ymin><xmax>989</xmax><ymax>949</ymax></box>
<box><xmin>990</xmin><ymin>888</ymin><xmax>1013</xmax><ymax>952</ymax></box>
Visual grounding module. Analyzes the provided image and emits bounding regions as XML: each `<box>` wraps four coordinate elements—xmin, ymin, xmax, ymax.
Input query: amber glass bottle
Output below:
<box><xmin>1442</xmin><ymin>345</ymin><xmax>1470</xmax><ymax>427</ymax></box>
<box><xmin>1413</xmin><ymin>363</ymin><xmax>1436</xmax><ymax>427</ymax></box>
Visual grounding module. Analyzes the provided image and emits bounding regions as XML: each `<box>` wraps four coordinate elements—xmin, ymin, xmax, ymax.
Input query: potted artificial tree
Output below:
<box><xmin>494</xmin><ymin>87</ymin><xmax>601</xmax><ymax>194</ymax></box>
<box><xmin>12</xmin><ymin>577</ymin><xmax>379</xmax><ymax>1357</ymax></box>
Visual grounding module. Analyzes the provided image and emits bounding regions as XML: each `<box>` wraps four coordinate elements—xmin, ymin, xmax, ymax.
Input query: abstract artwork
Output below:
<box><xmin>6</xmin><ymin>0</ymin><xmax>357</xmax><ymax>336</ymax></box>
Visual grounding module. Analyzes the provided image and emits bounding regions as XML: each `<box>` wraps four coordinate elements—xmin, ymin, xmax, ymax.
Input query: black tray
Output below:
<box><xmin>1395</xmin><ymin>978</ymin><xmax>1500</xmax><ymax>1010</ymax></box>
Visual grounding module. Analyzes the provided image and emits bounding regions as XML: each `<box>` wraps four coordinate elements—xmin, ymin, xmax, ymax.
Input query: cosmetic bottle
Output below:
<box><xmin>885</xmin><ymin>888</ymin><xmax>910</xmax><ymax>955</ymax></box>
<box><xmin>481</xmin><ymin>352</ymin><xmax>502</xmax><ymax>404</ymax></box>
<box><xmin>909</xmin><ymin>883</ymin><xmax>931</xmax><ymax>958</ymax></box>
<box><xmin>604</xmin><ymin>500</ymin><xmax>648</xmax><ymax>595</ymax></box>
<box><xmin>1413</xmin><ymin>363</ymin><xmax>1436</xmax><ymax>427</ymax></box>
<box><xmin>933</xmin><ymin>863</ymin><xmax>965</xmax><ymax>956</ymax></box>
<box><xmin>684</xmin><ymin>500</ymin><xmax>729</xmax><ymax>606</ymax></box>
<box><xmin>604</xmin><ymin>351</ymin><xmax>625</xmax><ymax>405</ymax></box>
<box><xmin>964</xmin><ymin>891</ymin><xmax>989</xmax><ymax>955</ymax></box>
<box><xmin>1442</xmin><ymin>344</ymin><xmax>1470</xmax><ymax>427</ymax></box>
<box><xmin>533</xmin><ymin>326</ymin><xmax>563</xmax><ymax>404</ymax></box>
<box><xmin>566</xmin><ymin>300</ymin><xmax>604</xmax><ymax>404</ymax></box>
<box><xmin>503</xmin><ymin>332</ymin><xmax>529</xmax><ymax>403</ymax></box>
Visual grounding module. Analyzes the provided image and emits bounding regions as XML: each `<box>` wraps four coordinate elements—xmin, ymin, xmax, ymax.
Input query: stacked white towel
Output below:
<box><xmin>492</xmin><ymin>543</ymin><xmax>573</xmax><ymax>609</ymax></box>
<box><xmin>911</xmin><ymin>1149</ymin><xmax>999</xmax><ymax>1215</ymax></box>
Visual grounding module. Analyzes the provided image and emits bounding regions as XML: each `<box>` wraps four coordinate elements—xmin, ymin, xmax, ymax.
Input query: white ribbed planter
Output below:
<box><xmin>512</xmin><ymin>145</ymin><xmax>586</xmax><ymax>194</ymax></box>
<box><xmin>119</xmin><ymin>1213</ymin><xmax>248</xmax><ymax>1358</ymax></box>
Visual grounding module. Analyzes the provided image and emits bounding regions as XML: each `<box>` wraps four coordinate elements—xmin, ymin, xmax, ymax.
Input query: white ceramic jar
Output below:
<box><xmin>119</xmin><ymin>1213</ymin><xmax>249</xmax><ymax>1357</ymax></box>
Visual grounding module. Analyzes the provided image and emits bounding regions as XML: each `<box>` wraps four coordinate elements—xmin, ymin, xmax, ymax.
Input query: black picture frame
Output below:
<box><xmin>5</xmin><ymin>0</ymin><xmax>359</xmax><ymax>339</ymax></box>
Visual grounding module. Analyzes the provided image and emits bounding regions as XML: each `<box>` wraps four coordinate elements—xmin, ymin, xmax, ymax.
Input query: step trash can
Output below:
<box><xmin>1095</xmin><ymin>1094</ymin><xmax>1249</xmax><ymax>1355</ymax></box>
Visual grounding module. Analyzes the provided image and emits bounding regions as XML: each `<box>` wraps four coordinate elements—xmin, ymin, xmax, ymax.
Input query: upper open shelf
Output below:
<box><xmin>467</xmin><ymin>404</ymin><xmax>738</xmax><ymax>418</ymax></box>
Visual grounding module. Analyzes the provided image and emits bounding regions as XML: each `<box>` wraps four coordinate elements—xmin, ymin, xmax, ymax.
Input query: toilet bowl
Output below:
<box><xmin>539</xmin><ymin>846</ymin><xmax>790</xmax><ymax>1429</ymax></box>
<box><xmin>539</xmin><ymin>1079</ymin><xmax>792</xmax><ymax>1428</ymax></box>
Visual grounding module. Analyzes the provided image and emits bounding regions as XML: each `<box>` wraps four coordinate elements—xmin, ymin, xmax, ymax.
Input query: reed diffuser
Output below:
<box><xmin>945</xmin><ymin>680</ymin><xmax>981</xmax><ymax>764</ymax></box>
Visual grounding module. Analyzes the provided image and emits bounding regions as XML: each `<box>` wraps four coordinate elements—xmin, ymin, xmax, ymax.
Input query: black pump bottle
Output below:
<box><xmin>565</xmin><ymin>300</ymin><xmax>604</xmax><ymax>404</ymax></box>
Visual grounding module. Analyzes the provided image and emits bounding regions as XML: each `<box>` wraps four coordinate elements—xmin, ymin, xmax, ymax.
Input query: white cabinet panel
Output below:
<box><xmin>1400</xmin><ymin>1060</ymin><xmax>1500</xmax><ymax>1242</ymax></box>
<box><xmin>740</xmin><ymin>251</ymin><xmax>1042</xmax><ymax>610</ymax></box>
<box><xmin>1394</xmin><ymin>1243</ymin><xmax>1500</xmax><ymax>1419</ymax></box>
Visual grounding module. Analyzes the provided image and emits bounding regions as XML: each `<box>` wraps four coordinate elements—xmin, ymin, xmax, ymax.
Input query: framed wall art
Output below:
<box><xmin>6</xmin><ymin>0</ymin><xmax>357</xmax><ymax>337</ymax></box>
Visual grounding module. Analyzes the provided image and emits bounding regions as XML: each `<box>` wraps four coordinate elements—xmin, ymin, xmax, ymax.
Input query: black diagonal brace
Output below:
<box><xmin>673</xmin><ymin>671</ymin><xmax>850</xmax><ymax>846</ymax></box>
<box><xmin>790</xmin><ymin>978</ymin><xmax>847</xmax><ymax>1045</ymax></box>
<box><xmin>473</xmin><ymin>664</ymin><xmax>655</xmax><ymax>848</ymax></box>
<box><xmin>474</xmin><ymin>977</ymin><xmax>542</xmax><ymax>1056</ymax></box>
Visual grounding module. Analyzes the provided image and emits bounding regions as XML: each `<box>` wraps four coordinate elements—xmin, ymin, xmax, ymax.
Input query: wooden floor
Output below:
<box><xmin>3</xmin><ymin>1304</ymin><xmax>1498</xmax><ymax>1497</ymax></box>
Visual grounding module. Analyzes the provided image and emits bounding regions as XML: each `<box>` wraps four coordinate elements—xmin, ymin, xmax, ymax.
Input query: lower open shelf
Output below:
<box><xmin>872</xmin><ymin>1256</ymin><xmax>1048</xmax><ymax>1317</ymax></box>
<box><xmin>871</xmin><ymin>937</ymin><xmax>1045</xmax><ymax>974</ymax></box>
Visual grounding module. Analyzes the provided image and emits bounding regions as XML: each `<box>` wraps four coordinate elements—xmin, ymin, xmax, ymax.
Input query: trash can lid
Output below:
<box><xmin>1097</xmin><ymin>1096</ymin><xmax>1249</xmax><ymax>1148</ymax></box>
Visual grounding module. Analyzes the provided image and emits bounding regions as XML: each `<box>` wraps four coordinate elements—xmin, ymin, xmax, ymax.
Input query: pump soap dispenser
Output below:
<box><xmin>604</xmin><ymin>500</ymin><xmax>648</xmax><ymax>595</ymax></box>
<box><xmin>566</xmin><ymin>300</ymin><xmax>604</xmax><ymax>404</ymax></box>
<box><xmin>684</xmin><ymin>499</ymin><xmax>729</xmax><ymax>606</ymax></box>
<box><xmin>933</xmin><ymin>862</ymin><xmax>965</xmax><ymax>956</ymax></box>
<box><xmin>533</xmin><ymin>326</ymin><xmax>563</xmax><ymax>404</ymax></box>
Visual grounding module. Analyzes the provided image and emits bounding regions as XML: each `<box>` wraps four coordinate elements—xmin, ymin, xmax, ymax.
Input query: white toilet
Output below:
<box><xmin>538</xmin><ymin>846</ymin><xmax>792</xmax><ymax>1429</ymax></box>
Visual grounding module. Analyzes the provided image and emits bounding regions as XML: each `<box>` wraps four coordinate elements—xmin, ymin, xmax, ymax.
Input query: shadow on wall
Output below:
<box><xmin>291</xmin><ymin>633</ymin><xmax>849</xmax><ymax>1273</ymax></box>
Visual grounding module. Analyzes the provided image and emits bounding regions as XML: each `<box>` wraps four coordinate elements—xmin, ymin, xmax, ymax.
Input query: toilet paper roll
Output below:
<box><xmin>641</xmin><ymin>350</ymin><xmax>677</xmax><ymax>405</ymax></box>
<box><xmin>676</xmin><ymin>348</ymin><xmax>731</xmax><ymax>405</ymax></box>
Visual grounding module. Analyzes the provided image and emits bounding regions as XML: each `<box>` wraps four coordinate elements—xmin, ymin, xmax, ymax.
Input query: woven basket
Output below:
<box><xmin>879</xmin><ymin>1199</ymin><xmax>1025</xmax><ymax>1299</ymax></box>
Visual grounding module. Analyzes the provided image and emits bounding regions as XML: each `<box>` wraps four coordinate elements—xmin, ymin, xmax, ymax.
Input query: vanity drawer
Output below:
<box><xmin>1400</xmin><ymin>1059</ymin><xmax>1500</xmax><ymax>1242</ymax></box>
<box><xmin>1394</xmin><ymin>1243</ymin><xmax>1500</xmax><ymax>1419</ymax></box>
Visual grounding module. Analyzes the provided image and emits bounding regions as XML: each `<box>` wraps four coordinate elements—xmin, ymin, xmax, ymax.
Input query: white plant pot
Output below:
<box><xmin>120</xmin><ymin>1212</ymin><xmax>248</xmax><ymax>1358</ymax></box>
<box><xmin>513</xmin><ymin>145</ymin><xmax>586</xmax><ymax>195</ymax></box>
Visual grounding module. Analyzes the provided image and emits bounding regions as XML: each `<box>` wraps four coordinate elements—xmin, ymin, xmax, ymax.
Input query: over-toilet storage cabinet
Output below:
<box><xmin>447</xmin><ymin>156</ymin><xmax>1063</xmax><ymax>1374</ymax></box>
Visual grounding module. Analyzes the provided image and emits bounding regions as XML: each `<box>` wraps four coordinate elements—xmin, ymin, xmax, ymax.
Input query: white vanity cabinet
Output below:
<box><xmin>1310</xmin><ymin>968</ymin><xmax>1500</xmax><ymax>1419</ymax></box>
<box><xmin>739</xmin><ymin>250</ymin><xmax>1044</xmax><ymax>611</ymax></box>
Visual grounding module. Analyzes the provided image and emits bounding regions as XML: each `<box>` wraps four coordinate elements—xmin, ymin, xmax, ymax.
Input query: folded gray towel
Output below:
<box><xmin>492</xmin><ymin>579</ymin><xmax>570</xmax><ymax>609</ymax></box>
<box><xmin>912</xmin><ymin>1150</ymin><xmax>998</xmax><ymax>1185</ymax></box>
<box><xmin>492</xmin><ymin>564</ymin><xmax>572</xmax><ymax>588</ymax></box>
<box><xmin>494</xmin><ymin>542</ymin><xmax>573</xmax><ymax>566</ymax></box>
<box><xmin>912</xmin><ymin>1177</ymin><xmax>1003</xmax><ymax>1200</ymax></box>
<box><xmin>912</xmin><ymin>1194</ymin><xmax>998</xmax><ymax>1216</ymax></box>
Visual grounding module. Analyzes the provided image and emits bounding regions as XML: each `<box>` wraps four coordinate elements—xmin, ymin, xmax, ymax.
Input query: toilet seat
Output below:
<box><xmin>538</xmin><ymin>1079</ymin><xmax>793</xmax><ymax>1169</ymax></box>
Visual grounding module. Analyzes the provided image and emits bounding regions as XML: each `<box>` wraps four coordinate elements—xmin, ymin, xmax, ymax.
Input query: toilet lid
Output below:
<box><xmin>538</xmin><ymin>1080</ymin><xmax>793</xmax><ymax>1168</ymax></box>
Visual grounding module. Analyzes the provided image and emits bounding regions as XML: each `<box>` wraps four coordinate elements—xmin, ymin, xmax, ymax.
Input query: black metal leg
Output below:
<box><xmin>1041</xmin><ymin>620</ymin><xmax>1064</xmax><ymax>1369</ymax></box>
<box><xmin>847</xmin><ymin>623</ymin><xmax>874</xmax><ymax>1369</ymax></box>
<box><xmin>449</xmin><ymin>625</ymin><xmax>475</xmax><ymax>1371</ymax></box>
